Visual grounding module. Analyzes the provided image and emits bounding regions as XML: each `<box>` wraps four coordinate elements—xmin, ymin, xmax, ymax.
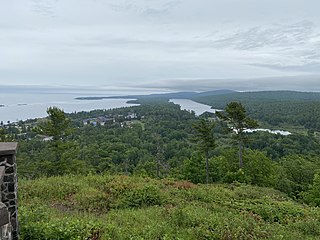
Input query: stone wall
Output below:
<box><xmin>0</xmin><ymin>143</ymin><xmax>18</xmax><ymax>240</ymax></box>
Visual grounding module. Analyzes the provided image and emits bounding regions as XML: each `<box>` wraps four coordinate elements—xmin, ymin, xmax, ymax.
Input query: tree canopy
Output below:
<box><xmin>192</xmin><ymin>119</ymin><xmax>216</xmax><ymax>183</ymax></box>
<box><xmin>217</xmin><ymin>102</ymin><xmax>258</xmax><ymax>168</ymax></box>
<box><xmin>35</xmin><ymin>106</ymin><xmax>72</xmax><ymax>141</ymax></box>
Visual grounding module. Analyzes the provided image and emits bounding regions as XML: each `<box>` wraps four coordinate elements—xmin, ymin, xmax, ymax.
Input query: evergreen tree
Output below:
<box><xmin>35</xmin><ymin>107</ymin><xmax>73</xmax><ymax>163</ymax></box>
<box><xmin>192</xmin><ymin>119</ymin><xmax>216</xmax><ymax>184</ymax></box>
<box><xmin>217</xmin><ymin>102</ymin><xmax>258</xmax><ymax>168</ymax></box>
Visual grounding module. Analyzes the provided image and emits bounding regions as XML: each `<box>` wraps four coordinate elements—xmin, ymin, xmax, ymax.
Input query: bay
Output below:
<box><xmin>0</xmin><ymin>92</ymin><xmax>138</xmax><ymax>123</ymax></box>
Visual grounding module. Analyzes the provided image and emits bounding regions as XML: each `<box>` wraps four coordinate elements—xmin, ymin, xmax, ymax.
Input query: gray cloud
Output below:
<box><xmin>30</xmin><ymin>0</ymin><xmax>59</xmax><ymax>17</ymax></box>
<box><xmin>0</xmin><ymin>0</ymin><xmax>320</xmax><ymax>90</ymax></box>
<box><xmin>251</xmin><ymin>62</ymin><xmax>320</xmax><ymax>73</ymax></box>
<box><xmin>134</xmin><ymin>75</ymin><xmax>320</xmax><ymax>92</ymax></box>
<box><xmin>211</xmin><ymin>21</ymin><xmax>316</xmax><ymax>50</ymax></box>
<box><xmin>108</xmin><ymin>0</ymin><xmax>181</xmax><ymax>15</ymax></box>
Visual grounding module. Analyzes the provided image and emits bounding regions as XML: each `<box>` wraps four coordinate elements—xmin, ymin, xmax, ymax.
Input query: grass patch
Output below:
<box><xmin>19</xmin><ymin>174</ymin><xmax>320</xmax><ymax>239</ymax></box>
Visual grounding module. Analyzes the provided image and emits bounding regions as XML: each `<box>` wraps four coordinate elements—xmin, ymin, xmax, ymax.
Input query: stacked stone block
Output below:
<box><xmin>0</xmin><ymin>143</ymin><xmax>18</xmax><ymax>240</ymax></box>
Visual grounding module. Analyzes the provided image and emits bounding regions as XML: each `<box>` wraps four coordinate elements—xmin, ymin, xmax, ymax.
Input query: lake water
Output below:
<box><xmin>169</xmin><ymin>99</ymin><xmax>221</xmax><ymax>115</ymax></box>
<box><xmin>0</xmin><ymin>92</ymin><xmax>138</xmax><ymax>123</ymax></box>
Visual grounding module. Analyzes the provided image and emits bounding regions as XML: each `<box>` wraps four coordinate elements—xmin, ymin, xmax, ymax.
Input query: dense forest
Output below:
<box><xmin>2</xmin><ymin>91</ymin><xmax>320</xmax><ymax>239</ymax></box>
<box><xmin>191</xmin><ymin>91</ymin><xmax>320</xmax><ymax>132</ymax></box>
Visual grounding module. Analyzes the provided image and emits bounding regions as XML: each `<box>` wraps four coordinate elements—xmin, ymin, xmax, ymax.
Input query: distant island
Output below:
<box><xmin>0</xmin><ymin>104</ymin><xmax>4</xmax><ymax>107</ymax></box>
<box><xmin>75</xmin><ymin>96</ymin><xmax>113</xmax><ymax>100</ymax></box>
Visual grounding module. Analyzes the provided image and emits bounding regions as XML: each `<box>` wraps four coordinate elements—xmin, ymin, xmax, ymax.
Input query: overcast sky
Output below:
<box><xmin>1</xmin><ymin>0</ymin><xmax>320</xmax><ymax>91</ymax></box>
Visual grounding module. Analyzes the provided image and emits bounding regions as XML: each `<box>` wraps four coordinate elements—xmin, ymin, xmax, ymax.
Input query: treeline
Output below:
<box><xmin>191</xmin><ymin>91</ymin><xmax>320</xmax><ymax>131</ymax></box>
<box><xmin>13</xmin><ymin>101</ymin><xmax>320</xmax><ymax>206</ymax></box>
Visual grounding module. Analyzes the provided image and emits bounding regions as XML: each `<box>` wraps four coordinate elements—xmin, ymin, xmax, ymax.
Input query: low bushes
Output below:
<box><xmin>19</xmin><ymin>174</ymin><xmax>320</xmax><ymax>239</ymax></box>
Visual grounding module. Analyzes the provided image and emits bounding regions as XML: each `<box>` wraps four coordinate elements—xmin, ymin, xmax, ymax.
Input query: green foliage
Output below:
<box><xmin>276</xmin><ymin>155</ymin><xmax>320</xmax><ymax>197</ymax></box>
<box><xmin>304</xmin><ymin>172</ymin><xmax>320</xmax><ymax>206</ymax></box>
<box><xmin>191</xmin><ymin>119</ymin><xmax>216</xmax><ymax>183</ymax></box>
<box><xmin>195</xmin><ymin>149</ymin><xmax>276</xmax><ymax>187</ymax></box>
<box><xmin>18</xmin><ymin>103</ymin><xmax>196</xmax><ymax>178</ymax></box>
<box><xmin>192</xmin><ymin>119</ymin><xmax>216</xmax><ymax>153</ymax></box>
<box><xmin>0</xmin><ymin>127</ymin><xmax>6</xmax><ymax>141</ymax></box>
<box><xmin>19</xmin><ymin>174</ymin><xmax>320</xmax><ymax>240</ymax></box>
<box><xmin>217</xmin><ymin>101</ymin><xmax>259</xmax><ymax>134</ymax></box>
<box><xmin>30</xmin><ymin>107</ymin><xmax>81</xmax><ymax>177</ymax></box>
<box><xmin>13</xmin><ymin>101</ymin><xmax>320</xmax><ymax>210</ymax></box>
<box><xmin>0</xmin><ymin>127</ymin><xmax>14</xmax><ymax>141</ymax></box>
<box><xmin>35</xmin><ymin>106</ymin><xmax>72</xmax><ymax>141</ymax></box>
<box><xmin>183</xmin><ymin>153</ymin><xmax>208</xmax><ymax>183</ymax></box>
<box><xmin>242</xmin><ymin>150</ymin><xmax>276</xmax><ymax>186</ymax></box>
<box><xmin>192</xmin><ymin>90</ymin><xmax>320</xmax><ymax>131</ymax></box>
<box><xmin>20</xmin><ymin>205</ymin><xmax>101</xmax><ymax>240</ymax></box>
<box><xmin>8</xmin><ymin>93</ymin><xmax>320</xmax><ymax>238</ymax></box>
<box><xmin>120</xmin><ymin>184</ymin><xmax>164</xmax><ymax>208</ymax></box>
<box><xmin>247</xmin><ymin>132</ymin><xmax>320</xmax><ymax>160</ymax></box>
<box><xmin>217</xmin><ymin>101</ymin><xmax>258</xmax><ymax>168</ymax></box>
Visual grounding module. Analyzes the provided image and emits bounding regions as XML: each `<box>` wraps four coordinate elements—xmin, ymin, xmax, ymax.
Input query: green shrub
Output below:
<box><xmin>18</xmin><ymin>174</ymin><xmax>320</xmax><ymax>240</ymax></box>
<box><xmin>277</xmin><ymin>155</ymin><xmax>319</xmax><ymax>197</ymax></box>
<box><xmin>304</xmin><ymin>172</ymin><xmax>320</xmax><ymax>206</ymax></box>
<box><xmin>239</xmin><ymin>200</ymin><xmax>305</xmax><ymax>224</ymax></box>
<box><xmin>20</xmin><ymin>205</ymin><xmax>102</xmax><ymax>240</ymax></box>
<box><xmin>120</xmin><ymin>184</ymin><xmax>164</xmax><ymax>208</ymax></box>
<box><xmin>20</xmin><ymin>176</ymin><xmax>82</xmax><ymax>202</ymax></box>
<box><xmin>73</xmin><ymin>187</ymin><xmax>110</xmax><ymax>212</ymax></box>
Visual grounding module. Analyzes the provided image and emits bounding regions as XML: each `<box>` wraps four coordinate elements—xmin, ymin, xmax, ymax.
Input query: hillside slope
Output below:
<box><xmin>191</xmin><ymin>90</ymin><xmax>320</xmax><ymax>107</ymax></box>
<box><xmin>20</xmin><ymin>174</ymin><xmax>320</xmax><ymax>239</ymax></box>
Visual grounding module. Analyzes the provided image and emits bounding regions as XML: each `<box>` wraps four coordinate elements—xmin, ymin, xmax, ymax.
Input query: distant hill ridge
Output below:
<box><xmin>75</xmin><ymin>89</ymin><xmax>236</xmax><ymax>100</ymax></box>
<box><xmin>189</xmin><ymin>90</ymin><xmax>320</xmax><ymax>109</ymax></box>
<box><xmin>76</xmin><ymin>89</ymin><xmax>320</xmax><ymax>104</ymax></box>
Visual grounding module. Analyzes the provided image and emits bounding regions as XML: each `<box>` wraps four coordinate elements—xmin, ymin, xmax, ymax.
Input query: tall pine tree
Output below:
<box><xmin>192</xmin><ymin>119</ymin><xmax>216</xmax><ymax>184</ymax></box>
<box><xmin>217</xmin><ymin>102</ymin><xmax>258</xmax><ymax>168</ymax></box>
